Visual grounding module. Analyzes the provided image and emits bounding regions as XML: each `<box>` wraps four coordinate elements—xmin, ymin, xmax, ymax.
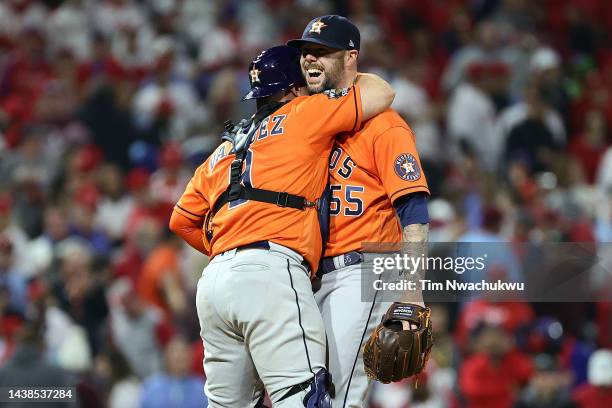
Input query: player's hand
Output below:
<box><xmin>402</xmin><ymin>320</ymin><xmax>418</xmax><ymax>330</ymax></box>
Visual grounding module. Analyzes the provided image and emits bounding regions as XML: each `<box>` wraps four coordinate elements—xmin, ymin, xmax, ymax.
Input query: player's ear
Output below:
<box><xmin>346</xmin><ymin>50</ymin><xmax>358</xmax><ymax>63</ymax></box>
<box><xmin>345</xmin><ymin>50</ymin><xmax>358</xmax><ymax>68</ymax></box>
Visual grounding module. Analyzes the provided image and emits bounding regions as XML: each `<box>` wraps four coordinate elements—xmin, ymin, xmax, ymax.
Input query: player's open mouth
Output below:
<box><xmin>307</xmin><ymin>68</ymin><xmax>323</xmax><ymax>79</ymax></box>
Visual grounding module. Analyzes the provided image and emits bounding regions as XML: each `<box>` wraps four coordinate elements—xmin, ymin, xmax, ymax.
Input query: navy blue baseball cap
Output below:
<box><xmin>287</xmin><ymin>15</ymin><xmax>360</xmax><ymax>52</ymax></box>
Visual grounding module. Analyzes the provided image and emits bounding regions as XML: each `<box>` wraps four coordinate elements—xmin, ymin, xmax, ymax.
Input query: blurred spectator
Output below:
<box><xmin>107</xmin><ymin>349</ymin><xmax>142</xmax><ymax>408</ymax></box>
<box><xmin>111</xmin><ymin>25</ymin><xmax>151</xmax><ymax>81</ymax></box>
<box><xmin>113</xmin><ymin>215</ymin><xmax>162</xmax><ymax>285</ymax></box>
<box><xmin>149</xmin><ymin>142</ymin><xmax>191</xmax><ymax>207</ymax></box>
<box><xmin>565</xmin><ymin>2</ymin><xmax>601</xmax><ymax>57</ymax></box>
<box><xmin>78</xmin><ymin>82</ymin><xmax>139</xmax><ymax>169</ymax></box>
<box><xmin>496</xmin><ymin>77</ymin><xmax>567</xmax><ymax>161</ymax></box>
<box><xmin>44</xmin><ymin>302</ymin><xmax>92</xmax><ymax>373</ymax></box>
<box><xmin>0</xmin><ymin>283</ymin><xmax>21</xmax><ymax>363</ymax></box>
<box><xmin>569</xmin><ymin>110</ymin><xmax>608</xmax><ymax>184</ymax></box>
<box><xmin>0</xmin><ymin>234</ymin><xmax>27</xmax><ymax>315</ymax></box>
<box><xmin>441</xmin><ymin>7</ymin><xmax>472</xmax><ymax>55</ymax></box>
<box><xmin>0</xmin><ymin>25</ymin><xmax>53</xmax><ymax>149</ymax></box>
<box><xmin>459</xmin><ymin>322</ymin><xmax>533</xmax><ymax>408</ymax></box>
<box><xmin>0</xmin><ymin>125</ymin><xmax>55</xmax><ymax>190</ymax></box>
<box><xmin>123</xmin><ymin>167</ymin><xmax>169</xmax><ymax>238</ymax></box>
<box><xmin>205</xmin><ymin>67</ymin><xmax>243</xmax><ymax>127</ymax></box>
<box><xmin>68</xmin><ymin>182</ymin><xmax>111</xmax><ymax>257</ymax></box>
<box><xmin>0</xmin><ymin>320</ymin><xmax>77</xmax><ymax>408</ymax></box>
<box><xmin>48</xmin><ymin>0</ymin><xmax>90</xmax><ymax>60</ymax></box>
<box><xmin>91</xmin><ymin>0</ymin><xmax>146</xmax><ymax>41</ymax></box>
<box><xmin>447</xmin><ymin>60</ymin><xmax>504</xmax><ymax>170</ymax></box>
<box><xmin>458</xmin><ymin>206</ymin><xmax>523</xmax><ymax>286</ymax></box>
<box><xmin>596</xmin><ymin>146</ymin><xmax>612</xmax><ymax>195</ymax></box>
<box><xmin>133</xmin><ymin>36</ymin><xmax>202</xmax><ymax>142</ymax></box>
<box><xmin>50</xmin><ymin>239</ymin><xmax>109</xmax><ymax>356</ymax></box>
<box><xmin>515</xmin><ymin>353</ymin><xmax>575</xmax><ymax>408</ymax></box>
<box><xmin>455</xmin><ymin>300</ymin><xmax>535</xmax><ymax>347</ymax></box>
<box><xmin>94</xmin><ymin>163</ymin><xmax>135</xmax><ymax>243</ymax></box>
<box><xmin>25</xmin><ymin>205</ymin><xmax>70</xmax><ymax>278</ymax></box>
<box><xmin>369</xmin><ymin>381</ymin><xmax>412</xmax><ymax>408</ymax></box>
<box><xmin>529</xmin><ymin>47</ymin><xmax>571</xmax><ymax>127</ymax></box>
<box><xmin>572</xmin><ymin>349</ymin><xmax>612</xmax><ymax>407</ymax></box>
<box><xmin>0</xmin><ymin>194</ymin><xmax>31</xmax><ymax>276</ymax></box>
<box><xmin>442</xmin><ymin>19</ymin><xmax>520</xmax><ymax>92</ymax></box>
<box><xmin>138</xmin><ymin>231</ymin><xmax>186</xmax><ymax>320</ymax></box>
<box><xmin>517</xmin><ymin>317</ymin><xmax>565</xmax><ymax>356</ymax></box>
<box><xmin>108</xmin><ymin>279</ymin><xmax>163</xmax><ymax>379</ymax></box>
<box><xmin>427</xmin><ymin>198</ymin><xmax>461</xmax><ymax>242</ymax></box>
<box><xmin>140</xmin><ymin>335</ymin><xmax>206</xmax><ymax>408</ymax></box>
<box><xmin>391</xmin><ymin>60</ymin><xmax>442</xmax><ymax>163</ymax></box>
<box><xmin>503</xmin><ymin>80</ymin><xmax>564</xmax><ymax>174</ymax></box>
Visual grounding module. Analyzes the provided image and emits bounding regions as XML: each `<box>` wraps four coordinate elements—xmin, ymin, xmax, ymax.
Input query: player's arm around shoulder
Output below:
<box><xmin>355</xmin><ymin>72</ymin><xmax>395</xmax><ymax>120</ymax></box>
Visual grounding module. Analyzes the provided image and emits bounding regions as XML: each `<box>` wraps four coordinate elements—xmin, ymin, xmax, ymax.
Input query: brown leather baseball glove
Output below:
<box><xmin>363</xmin><ymin>303</ymin><xmax>433</xmax><ymax>384</ymax></box>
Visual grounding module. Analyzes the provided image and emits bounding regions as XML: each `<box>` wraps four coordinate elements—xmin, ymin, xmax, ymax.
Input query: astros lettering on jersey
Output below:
<box><xmin>173</xmin><ymin>86</ymin><xmax>363</xmax><ymax>271</ymax></box>
<box><xmin>325</xmin><ymin>109</ymin><xmax>430</xmax><ymax>257</ymax></box>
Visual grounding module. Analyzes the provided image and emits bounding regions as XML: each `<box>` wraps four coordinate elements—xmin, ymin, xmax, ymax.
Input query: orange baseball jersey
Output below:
<box><xmin>173</xmin><ymin>85</ymin><xmax>363</xmax><ymax>271</ymax></box>
<box><xmin>324</xmin><ymin>109</ymin><xmax>429</xmax><ymax>257</ymax></box>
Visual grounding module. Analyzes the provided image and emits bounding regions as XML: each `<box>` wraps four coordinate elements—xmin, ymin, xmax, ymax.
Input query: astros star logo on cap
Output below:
<box><xmin>309</xmin><ymin>20</ymin><xmax>327</xmax><ymax>34</ymax></box>
<box><xmin>249</xmin><ymin>68</ymin><xmax>261</xmax><ymax>83</ymax></box>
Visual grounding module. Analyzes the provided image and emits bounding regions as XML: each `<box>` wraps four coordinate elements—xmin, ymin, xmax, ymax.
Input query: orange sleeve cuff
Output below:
<box><xmin>169</xmin><ymin>210</ymin><xmax>209</xmax><ymax>255</ymax></box>
<box><xmin>389</xmin><ymin>185</ymin><xmax>431</xmax><ymax>204</ymax></box>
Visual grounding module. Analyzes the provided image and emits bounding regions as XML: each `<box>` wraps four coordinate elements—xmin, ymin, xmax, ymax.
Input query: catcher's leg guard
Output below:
<box><xmin>277</xmin><ymin>369</ymin><xmax>332</xmax><ymax>407</ymax></box>
<box><xmin>303</xmin><ymin>369</ymin><xmax>332</xmax><ymax>408</ymax></box>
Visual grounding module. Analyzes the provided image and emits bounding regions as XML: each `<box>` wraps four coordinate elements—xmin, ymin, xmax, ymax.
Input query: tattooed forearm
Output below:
<box><xmin>400</xmin><ymin>223</ymin><xmax>429</xmax><ymax>305</ymax></box>
<box><xmin>403</xmin><ymin>223</ymin><xmax>429</xmax><ymax>243</ymax></box>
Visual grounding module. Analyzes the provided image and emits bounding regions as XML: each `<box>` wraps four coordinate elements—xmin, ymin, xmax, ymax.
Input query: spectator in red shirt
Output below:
<box><xmin>459</xmin><ymin>322</ymin><xmax>534</xmax><ymax>408</ymax></box>
<box><xmin>455</xmin><ymin>300</ymin><xmax>535</xmax><ymax>348</ymax></box>
<box><xmin>123</xmin><ymin>167</ymin><xmax>168</xmax><ymax>239</ymax></box>
<box><xmin>149</xmin><ymin>142</ymin><xmax>190</xmax><ymax>212</ymax></box>
<box><xmin>568</xmin><ymin>109</ymin><xmax>608</xmax><ymax>184</ymax></box>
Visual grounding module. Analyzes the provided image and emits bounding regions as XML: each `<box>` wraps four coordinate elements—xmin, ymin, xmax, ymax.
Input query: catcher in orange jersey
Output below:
<box><xmin>169</xmin><ymin>45</ymin><xmax>395</xmax><ymax>407</ymax></box>
<box><xmin>287</xmin><ymin>15</ymin><xmax>433</xmax><ymax>407</ymax></box>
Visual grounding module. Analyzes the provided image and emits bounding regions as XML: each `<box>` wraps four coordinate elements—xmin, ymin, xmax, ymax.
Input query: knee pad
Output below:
<box><xmin>303</xmin><ymin>369</ymin><xmax>332</xmax><ymax>408</ymax></box>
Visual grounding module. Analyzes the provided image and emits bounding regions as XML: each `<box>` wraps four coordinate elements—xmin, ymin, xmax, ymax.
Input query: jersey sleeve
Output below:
<box><xmin>374</xmin><ymin>125</ymin><xmax>430</xmax><ymax>204</ymax></box>
<box><xmin>296</xmin><ymin>85</ymin><xmax>363</xmax><ymax>148</ymax></box>
<box><xmin>174</xmin><ymin>164</ymin><xmax>210</xmax><ymax>221</ymax></box>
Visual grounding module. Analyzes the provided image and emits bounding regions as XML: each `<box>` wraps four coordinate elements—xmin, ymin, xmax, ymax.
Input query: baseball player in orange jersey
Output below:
<box><xmin>169</xmin><ymin>45</ymin><xmax>395</xmax><ymax>407</ymax></box>
<box><xmin>287</xmin><ymin>16</ymin><xmax>431</xmax><ymax>407</ymax></box>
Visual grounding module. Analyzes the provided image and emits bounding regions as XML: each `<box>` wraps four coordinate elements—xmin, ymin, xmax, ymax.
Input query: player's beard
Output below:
<box><xmin>304</xmin><ymin>56</ymin><xmax>345</xmax><ymax>94</ymax></box>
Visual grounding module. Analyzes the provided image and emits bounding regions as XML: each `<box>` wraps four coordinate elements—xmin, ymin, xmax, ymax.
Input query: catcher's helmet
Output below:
<box><xmin>242</xmin><ymin>45</ymin><xmax>305</xmax><ymax>100</ymax></box>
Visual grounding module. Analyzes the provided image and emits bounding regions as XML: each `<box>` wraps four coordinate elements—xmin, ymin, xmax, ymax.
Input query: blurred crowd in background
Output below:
<box><xmin>0</xmin><ymin>0</ymin><xmax>611</xmax><ymax>407</ymax></box>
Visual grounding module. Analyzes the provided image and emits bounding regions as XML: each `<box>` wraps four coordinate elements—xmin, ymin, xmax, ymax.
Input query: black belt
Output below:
<box><xmin>236</xmin><ymin>240</ymin><xmax>271</xmax><ymax>252</ymax></box>
<box><xmin>235</xmin><ymin>241</ymin><xmax>311</xmax><ymax>271</ymax></box>
<box><xmin>319</xmin><ymin>251</ymin><xmax>363</xmax><ymax>275</ymax></box>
